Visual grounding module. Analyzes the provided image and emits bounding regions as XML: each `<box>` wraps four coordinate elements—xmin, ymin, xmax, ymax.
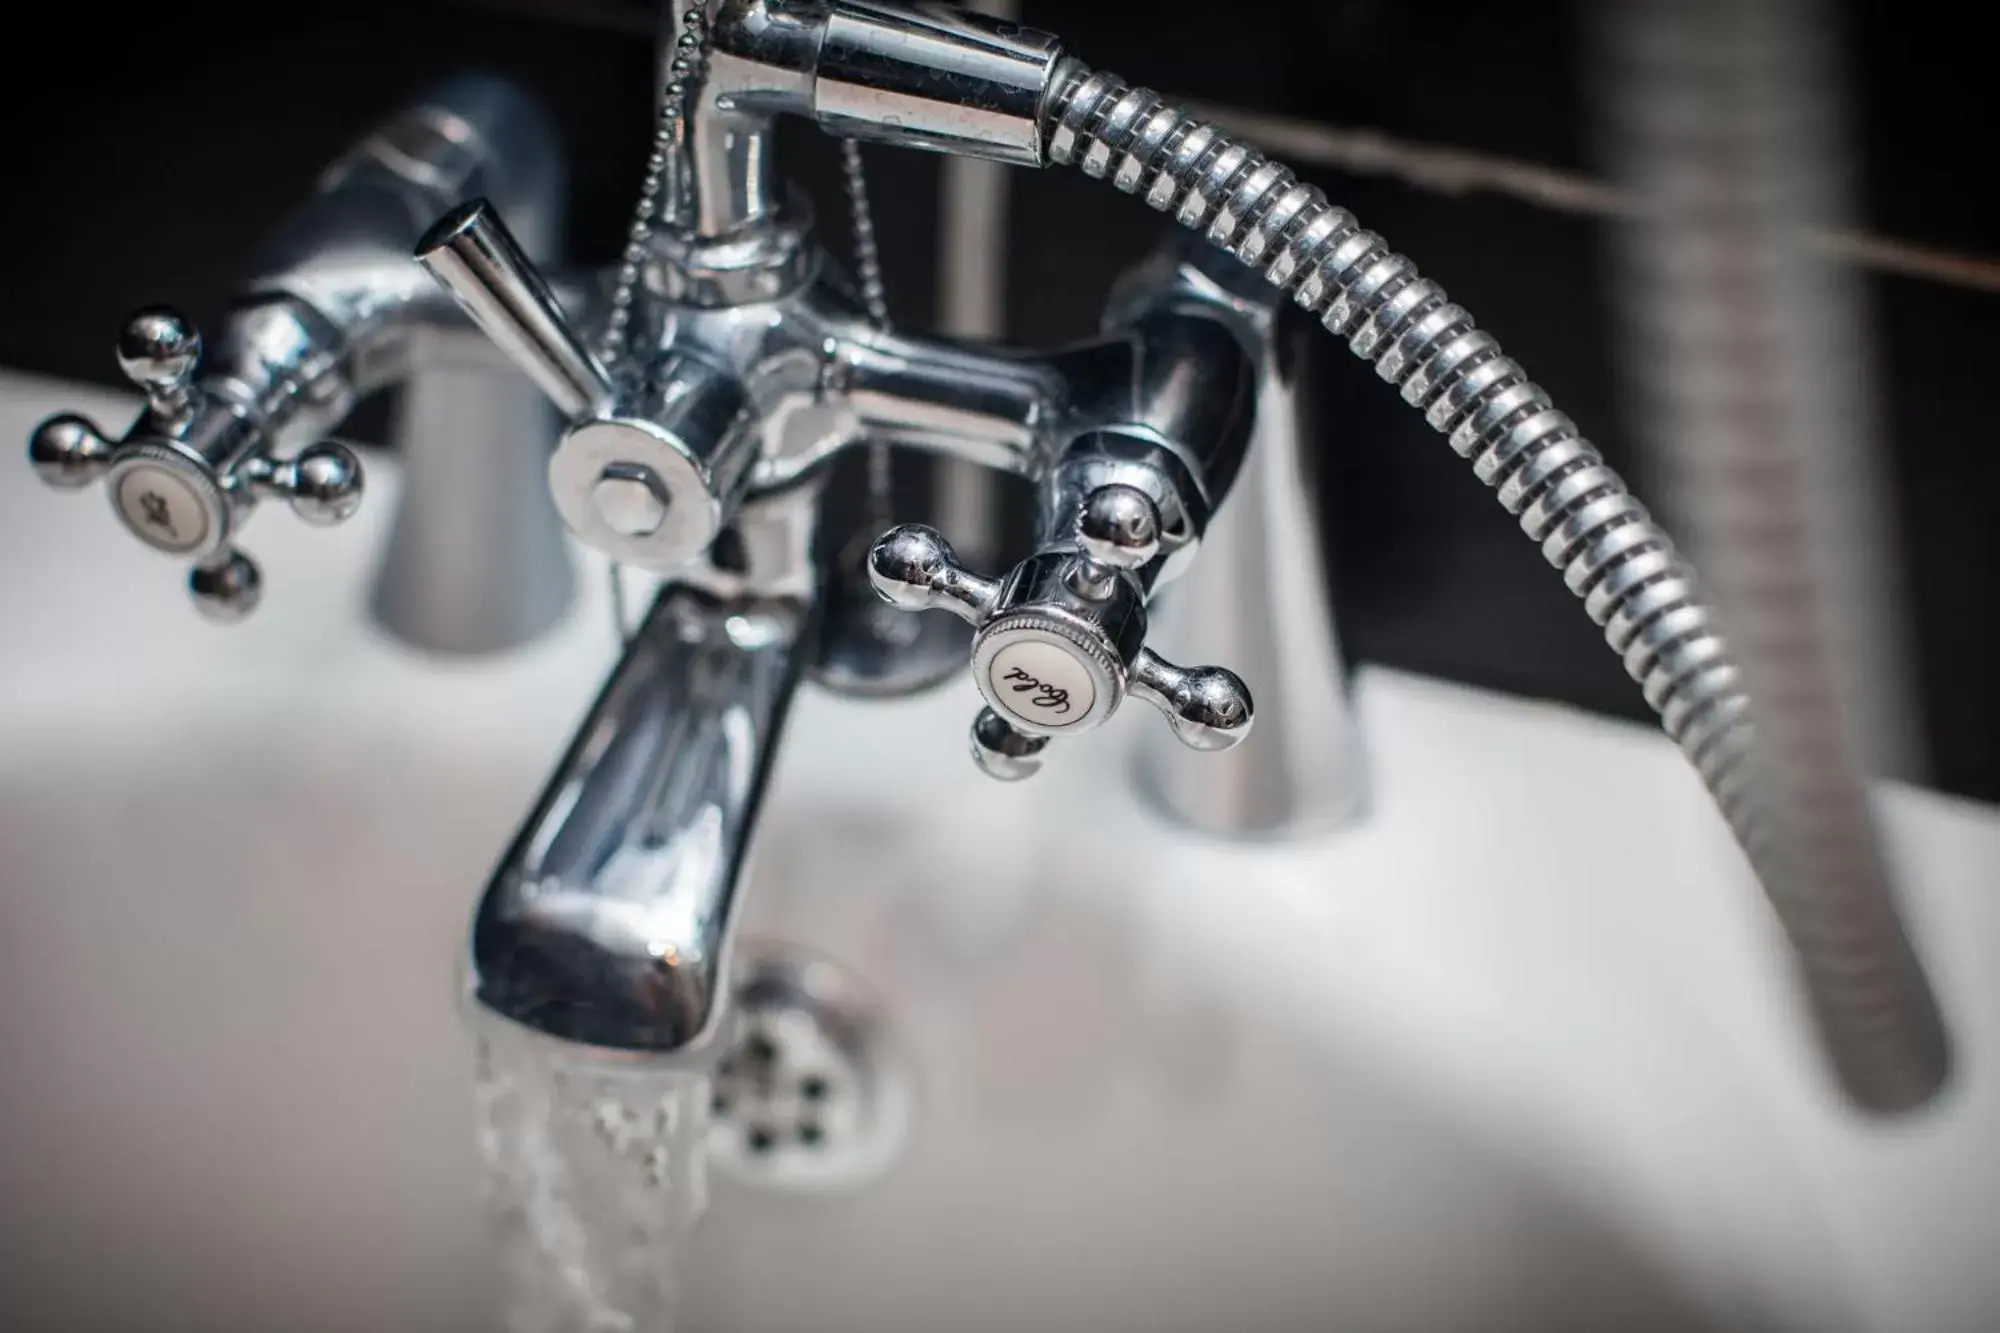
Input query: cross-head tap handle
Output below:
<box><xmin>26</xmin><ymin>305</ymin><xmax>364</xmax><ymax>621</ymax></box>
<box><xmin>868</xmin><ymin>483</ymin><xmax>1252</xmax><ymax>780</ymax></box>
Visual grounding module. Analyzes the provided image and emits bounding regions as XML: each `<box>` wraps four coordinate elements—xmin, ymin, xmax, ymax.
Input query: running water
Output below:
<box><xmin>470</xmin><ymin>1009</ymin><xmax>712</xmax><ymax>1333</ymax></box>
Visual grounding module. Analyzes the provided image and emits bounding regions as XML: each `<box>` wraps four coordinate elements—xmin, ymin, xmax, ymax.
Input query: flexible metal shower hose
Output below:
<box><xmin>1039</xmin><ymin>61</ymin><xmax>1950</xmax><ymax>1112</ymax></box>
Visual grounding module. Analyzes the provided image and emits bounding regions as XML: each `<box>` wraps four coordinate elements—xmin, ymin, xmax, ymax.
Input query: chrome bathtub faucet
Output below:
<box><xmin>419</xmin><ymin>1</ymin><xmax>1330</xmax><ymax>1060</ymax></box>
<box><xmin>22</xmin><ymin>0</ymin><xmax>1946</xmax><ymax>1112</ymax></box>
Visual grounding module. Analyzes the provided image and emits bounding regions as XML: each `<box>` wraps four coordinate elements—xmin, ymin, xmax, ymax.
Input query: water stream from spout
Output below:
<box><xmin>470</xmin><ymin>1007</ymin><xmax>712</xmax><ymax>1333</ymax></box>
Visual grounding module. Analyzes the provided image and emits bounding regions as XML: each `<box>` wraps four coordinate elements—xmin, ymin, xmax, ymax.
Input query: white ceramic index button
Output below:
<box><xmin>985</xmin><ymin>638</ymin><xmax>1098</xmax><ymax>730</ymax></box>
<box><xmin>113</xmin><ymin>463</ymin><xmax>212</xmax><ymax>554</ymax></box>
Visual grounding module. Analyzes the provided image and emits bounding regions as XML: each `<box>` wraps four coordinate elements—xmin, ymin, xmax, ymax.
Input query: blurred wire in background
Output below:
<box><xmin>1188</xmin><ymin>100</ymin><xmax>2000</xmax><ymax>299</ymax></box>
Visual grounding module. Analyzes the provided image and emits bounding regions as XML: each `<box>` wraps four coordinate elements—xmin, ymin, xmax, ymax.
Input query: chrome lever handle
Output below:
<box><xmin>868</xmin><ymin>484</ymin><xmax>1253</xmax><ymax>780</ymax></box>
<box><xmin>26</xmin><ymin>306</ymin><xmax>364</xmax><ymax>621</ymax></box>
<box><xmin>414</xmin><ymin>198</ymin><xmax>614</xmax><ymax>419</ymax></box>
<box><xmin>416</xmin><ymin>199</ymin><xmax>758</xmax><ymax>572</ymax></box>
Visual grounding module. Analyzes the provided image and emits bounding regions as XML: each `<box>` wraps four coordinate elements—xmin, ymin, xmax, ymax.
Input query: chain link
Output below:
<box><xmin>599</xmin><ymin>4</ymin><xmax>710</xmax><ymax>372</ymax></box>
<box><xmin>604</xmin><ymin>5</ymin><xmax>709</xmax><ymax>644</ymax></box>
<box><xmin>606</xmin><ymin>20</ymin><xmax>898</xmax><ymax>639</ymax></box>
<box><xmin>839</xmin><ymin>138</ymin><xmax>891</xmax><ymax>328</ymax></box>
<box><xmin>839</xmin><ymin>137</ymin><xmax>896</xmax><ymax>532</ymax></box>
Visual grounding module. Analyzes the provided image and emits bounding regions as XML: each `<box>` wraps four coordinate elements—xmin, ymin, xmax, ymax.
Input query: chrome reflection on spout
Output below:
<box><xmin>472</xmin><ymin>576</ymin><xmax>814</xmax><ymax>1056</ymax></box>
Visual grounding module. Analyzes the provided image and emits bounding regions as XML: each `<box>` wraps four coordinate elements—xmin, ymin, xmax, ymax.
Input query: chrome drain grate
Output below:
<box><xmin>707</xmin><ymin>945</ymin><xmax>910</xmax><ymax>1191</ymax></box>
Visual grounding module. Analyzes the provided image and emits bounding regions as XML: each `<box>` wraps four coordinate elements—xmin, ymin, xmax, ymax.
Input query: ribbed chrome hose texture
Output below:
<box><xmin>1591</xmin><ymin>0</ymin><xmax>1947</xmax><ymax>1116</ymax></box>
<box><xmin>1039</xmin><ymin>60</ymin><xmax>1949</xmax><ymax>1113</ymax></box>
<box><xmin>1590</xmin><ymin>0</ymin><xmax>1923</xmax><ymax>789</ymax></box>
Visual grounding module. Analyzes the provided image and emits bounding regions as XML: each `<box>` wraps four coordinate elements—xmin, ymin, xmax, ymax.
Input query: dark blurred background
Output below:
<box><xmin>3</xmin><ymin>0</ymin><xmax>1993</xmax><ymax>801</ymax></box>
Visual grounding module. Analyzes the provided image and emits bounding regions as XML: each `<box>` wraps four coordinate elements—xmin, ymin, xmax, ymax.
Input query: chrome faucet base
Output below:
<box><xmin>371</xmin><ymin>346</ymin><xmax>575</xmax><ymax>656</ymax></box>
<box><xmin>357</xmin><ymin>84</ymin><xmax>576</xmax><ymax>655</ymax></box>
<box><xmin>1130</xmin><ymin>241</ymin><xmax>1370</xmax><ymax>839</ymax></box>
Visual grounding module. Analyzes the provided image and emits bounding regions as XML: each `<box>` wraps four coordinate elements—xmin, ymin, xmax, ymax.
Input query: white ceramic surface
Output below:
<box><xmin>1</xmin><ymin>373</ymin><xmax>1994</xmax><ymax>1332</ymax></box>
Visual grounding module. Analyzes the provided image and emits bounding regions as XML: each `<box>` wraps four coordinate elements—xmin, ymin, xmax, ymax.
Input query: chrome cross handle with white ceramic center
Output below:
<box><xmin>870</xmin><ymin>480</ymin><xmax>1253</xmax><ymax>781</ymax></box>
<box><xmin>27</xmin><ymin>306</ymin><xmax>365</xmax><ymax>620</ymax></box>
